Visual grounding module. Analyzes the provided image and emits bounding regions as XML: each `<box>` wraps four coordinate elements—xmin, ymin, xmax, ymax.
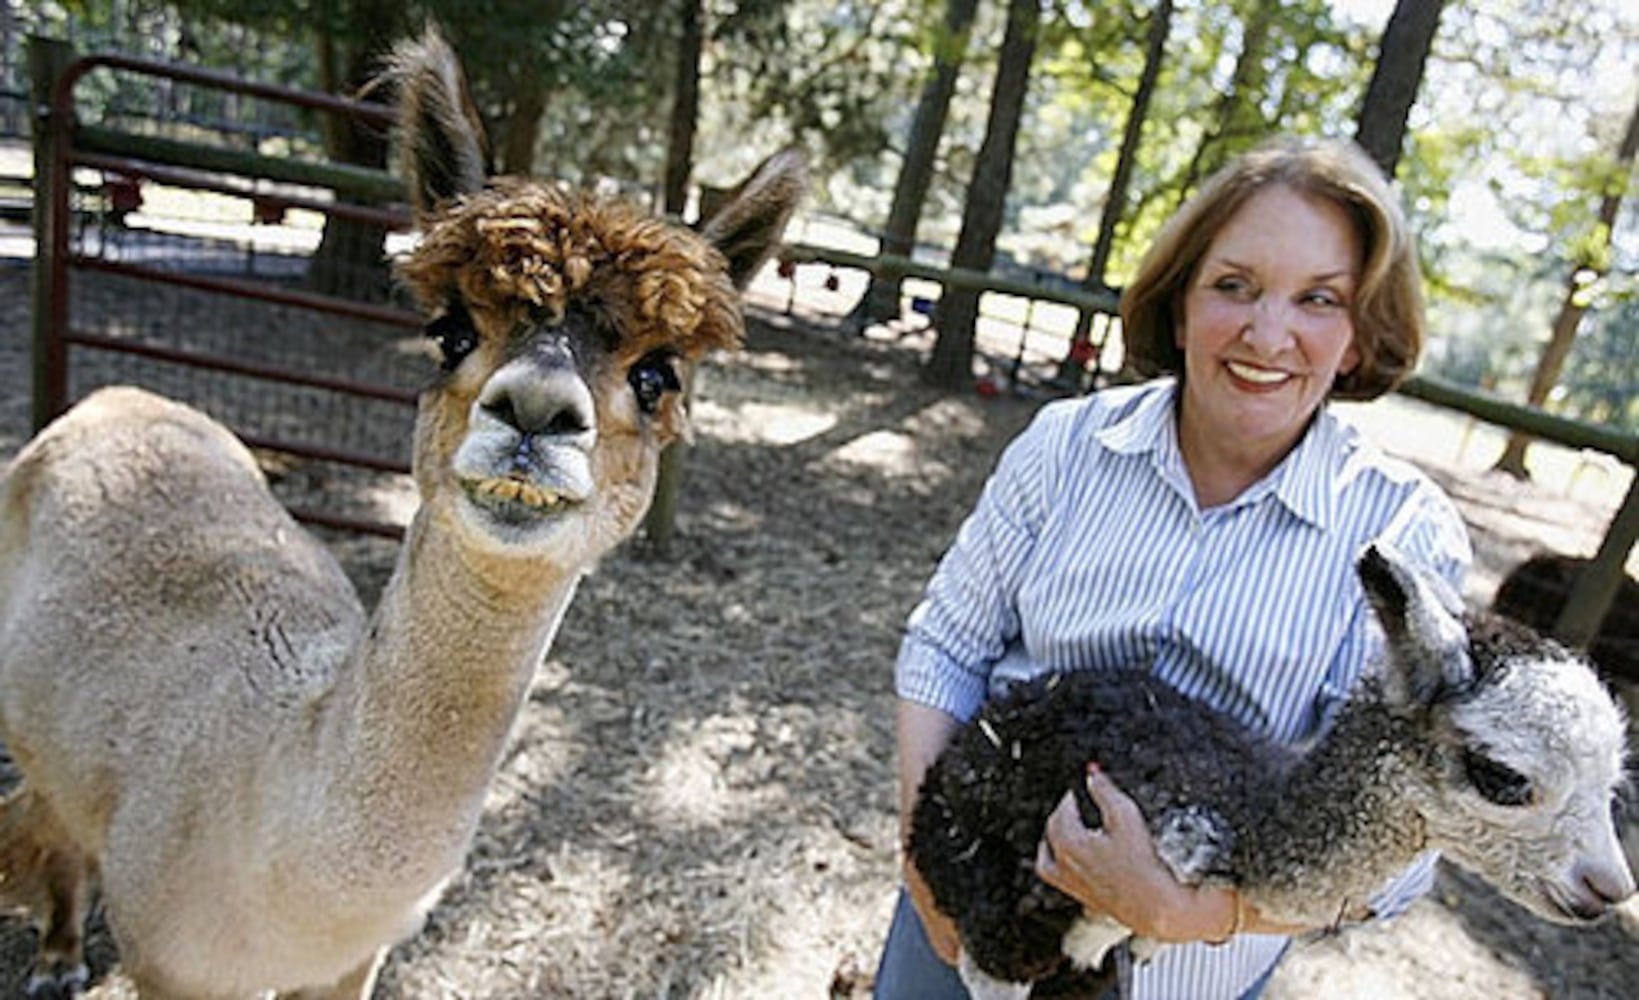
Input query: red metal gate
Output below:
<box><xmin>31</xmin><ymin>41</ymin><xmax>423</xmax><ymax>536</ymax></box>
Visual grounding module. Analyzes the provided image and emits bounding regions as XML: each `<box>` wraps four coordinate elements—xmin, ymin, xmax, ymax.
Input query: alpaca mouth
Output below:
<box><xmin>461</xmin><ymin>476</ymin><xmax>579</xmax><ymax>522</ymax></box>
<box><xmin>1539</xmin><ymin>878</ymin><xmax>1612</xmax><ymax>924</ymax></box>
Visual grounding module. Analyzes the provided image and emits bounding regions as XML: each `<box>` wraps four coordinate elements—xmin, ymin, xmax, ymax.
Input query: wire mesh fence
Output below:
<box><xmin>35</xmin><ymin>39</ymin><xmax>429</xmax><ymax>534</ymax></box>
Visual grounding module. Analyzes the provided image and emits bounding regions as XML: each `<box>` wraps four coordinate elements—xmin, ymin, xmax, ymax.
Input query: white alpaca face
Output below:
<box><xmin>1435</xmin><ymin>643</ymin><xmax>1633</xmax><ymax>924</ymax></box>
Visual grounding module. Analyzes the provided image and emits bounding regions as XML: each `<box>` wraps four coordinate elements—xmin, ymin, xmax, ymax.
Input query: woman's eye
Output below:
<box><xmin>1212</xmin><ymin>276</ymin><xmax>1254</xmax><ymax>298</ymax></box>
<box><xmin>1300</xmin><ymin>290</ymin><xmax>1344</xmax><ymax>309</ymax></box>
<box><xmin>629</xmin><ymin>352</ymin><xmax>682</xmax><ymax>414</ymax></box>
<box><xmin>426</xmin><ymin>304</ymin><xmax>478</xmax><ymax>371</ymax></box>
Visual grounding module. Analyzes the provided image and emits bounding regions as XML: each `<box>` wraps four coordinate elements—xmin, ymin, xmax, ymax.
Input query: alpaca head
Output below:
<box><xmin>1358</xmin><ymin>544</ymin><xmax>1634</xmax><ymax>924</ymax></box>
<box><xmin>384</xmin><ymin>28</ymin><xmax>804</xmax><ymax>569</ymax></box>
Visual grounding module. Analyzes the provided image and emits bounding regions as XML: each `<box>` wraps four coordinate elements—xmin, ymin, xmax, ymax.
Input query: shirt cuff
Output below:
<box><xmin>895</xmin><ymin>636</ymin><xmax>988</xmax><ymax>722</ymax></box>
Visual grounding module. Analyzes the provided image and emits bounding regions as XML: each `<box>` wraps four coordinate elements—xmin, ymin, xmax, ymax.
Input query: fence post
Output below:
<box><xmin>29</xmin><ymin>35</ymin><xmax>75</xmax><ymax>431</ymax></box>
<box><xmin>1554</xmin><ymin>475</ymin><xmax>1638</xmax><ymax>649</ymax></box>
<box><xmin>640</xmin><ymin>366</ymin><xmax>698</xmax><ymax>557</ymax></box>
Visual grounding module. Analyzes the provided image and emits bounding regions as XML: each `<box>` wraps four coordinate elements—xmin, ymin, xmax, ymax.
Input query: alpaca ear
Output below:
<box><xmin>387</xmin><ymin>26</ymin><xmax>489</xmax><ymax>224</ymax></box>
<box><xmin>697</xmin><ymin>147</ymin><xmax>808</xmax><ymax>289</ymax></box>
<box><xmin>1358</xmin><ymin>543</ymin><xmax>1474</xmax><ymax>709</ymax></box>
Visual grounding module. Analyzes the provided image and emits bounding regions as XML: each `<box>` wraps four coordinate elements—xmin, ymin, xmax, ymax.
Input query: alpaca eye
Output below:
<box><xmin>1462</xmin><ymin>750</ymin><xmax>1534</xmax><ymax>807</ymax></box>
<box><xmin>426</xmin><ymin>305</ymin><xmax>478</xmax><ymax>371</ymax></box>
<box><xmin>628</xmin><ymin>352</ymin><xmax>681</xmax><ymax>414</ymax></box>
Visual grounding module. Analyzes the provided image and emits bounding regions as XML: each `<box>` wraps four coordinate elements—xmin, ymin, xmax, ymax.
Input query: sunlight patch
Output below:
<box><xmin>826</xmin><ymin>429</ymin><xmax>949</xmax><ymax>479</ymax></box>
<box><xmin>639</xmin><ymin>714</ymin><xmax>761</xmax><ymax>826</ymax></box>
<box><xmin>365</xmin><ymin>474</ymin><xmax>420</xmax><ymax>525</ymax></box>
<box><xmin>694</xmin><ymin>399</ymin><xmax>836</xmax><ymax>445</ymax></box>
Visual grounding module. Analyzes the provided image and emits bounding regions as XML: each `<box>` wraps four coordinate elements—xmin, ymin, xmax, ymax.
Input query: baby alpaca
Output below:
<box><xmin>909</xmin><ymin>544</ymin><xmax>1634</xmax><ymax>1000</ymax></box>
<box><xmin>0</xmin><ymin>28</ymin><xmax>802</xmax><ymax>1000</ymax></box>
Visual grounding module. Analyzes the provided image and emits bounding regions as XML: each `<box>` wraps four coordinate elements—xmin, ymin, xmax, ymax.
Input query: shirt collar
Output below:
<box><xmin>1094</xmin><ymin>378</ymin><xmax>1344</xmax><ymax>529</ymax></box>
<box><xmin>1095</xmin><ymin>378</ymin><xmax>1179</xmax><ymax>456</ymax></box>
<box><xmin>1269</xmin><ymin>407</ymin><xmax>1344</xmax><ymax>529</ymax></box>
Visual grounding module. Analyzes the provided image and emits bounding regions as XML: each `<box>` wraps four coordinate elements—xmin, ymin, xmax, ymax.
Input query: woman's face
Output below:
<box><xmin>1176</xmin><ymin>183</ymin><xmax>1363</xmax><ymax>470</ymax></box>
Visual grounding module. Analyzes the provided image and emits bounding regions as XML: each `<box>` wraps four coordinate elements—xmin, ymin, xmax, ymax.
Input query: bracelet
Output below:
<box><xmin>1210</xmin><ymin>890</ymin><xmax>1245</xmax><ymax>945</ymax></box>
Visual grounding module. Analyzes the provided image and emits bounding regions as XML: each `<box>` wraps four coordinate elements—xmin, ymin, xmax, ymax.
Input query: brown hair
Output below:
<box><xmin>1119</xmin><ymin>136</ymin><xmax>1424</xmax><ymax>401</ymax></box>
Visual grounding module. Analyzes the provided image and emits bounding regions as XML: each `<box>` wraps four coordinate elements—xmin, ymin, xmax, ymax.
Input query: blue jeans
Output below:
<box><xmin>871</xmin><ymin>890</ymin><xmax>1282</xmax><ymax>1000</ymax></box>
<box><xmin>873</xmin><ymin>890</ymin><xmax>972</xmax><ymax>999</ymax></box>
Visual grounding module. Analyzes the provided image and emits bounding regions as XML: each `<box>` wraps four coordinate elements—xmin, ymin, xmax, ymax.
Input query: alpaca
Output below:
<box><xmin>909</xmin><ymin>544</ymin><xmax>1634</xmax><ymax>1000</ymax></box>
<box><xmin>0</xmin><ymin>29</ymin><xmax>803</xmax><ymax>1000</ymax></box>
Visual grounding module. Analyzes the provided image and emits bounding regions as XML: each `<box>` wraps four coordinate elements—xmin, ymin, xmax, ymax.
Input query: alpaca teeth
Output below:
<box><xmin>473</xmin><ymin>478</ymin><xmax>564</xmax><ymax>510</ymax></box>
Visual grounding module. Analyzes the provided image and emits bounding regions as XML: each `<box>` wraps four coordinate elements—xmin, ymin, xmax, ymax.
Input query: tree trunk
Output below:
<box><xmin>925</xmin><ymin>0</ymin><xmax>1041</xmax><ymax>390</ymax></box>
<box><xmin>1355</xmin><ymin>0</ymin><xmax>1447</xmax><ymax>179</ymax></box>
<box><xmin>1175</xmin><ymin>0</ymin><xmax>1277</xmax><ymax>207</ymax></box>
<box><xmin>645</xmin><ymin>0</ymin><xmax>706</xmax><ymax>555</ymax></box>
<box><xmin>498</xmin><ymin>77</ymin><xmax>545</xmax><ymax>176</ymax></box>
<box><xmin>1494</xmin><ymin>89</ymin><xmax>1639</xmax><ymax>478</ymax></box>
<box><xmin>849</xmin><ymin>0</ymin><xmax>981</xmax><ymax>330</ymax></box>
<box><xmin>1056</xmin><ymin>0</ymin><xmax>1174</xmax><ymax>387</ymax></box>
<box><xmin>663</xmin><ymin>0</ymin><xmax>703</xmax><ymax>217</ymax></box>
<box><xmin>308</xmin><ymin>8</ymin><xmax>402</xmax><ymax>302</ymax></box>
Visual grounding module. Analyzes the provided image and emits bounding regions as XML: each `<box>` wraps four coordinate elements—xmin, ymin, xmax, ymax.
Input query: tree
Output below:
<box><xmin>164</xmin><ymin>0</ymin><xmax>414</xmax><ymax>300</ymax></box>
<box><xmin>1355</xmin><ymin>0</ymin><xmax>1447</xmax><ymax>178</ymax></box>
<box><xmin>644</xmin><ymin>0</ymin><xmax>706</xmax><ymax>555</ymax></box>
<box><xmin>847</xmin><ymin>0</ymin><xmax>981</xmax><ymax>329</ymax></box>
<box><xmin>663</xmin><ymin>0</ymin><xmax>704</xmax><ymax>215</ymax></box>
<box><xmin>711</xmin><ymin>0</ymin><xmax>921</xmax><ymax>176</ymax></box>
<box><xmin>305</xmin><ymin>0</ymin><xmax>406</xmax><ymax>301</ymax></box>
<box><xmin>1172</xmin><ymin>0</ymin><xmax>1280</xmax><ymax>204</ymax></box>
<box><xmin>1054</xmin><ymin>0</ymin><xmax>1173</xmax><ymax>386</ymax></box>
<box><xmin>925</xmin><ymin>0</ymin><xmax>1042</xmax><ymax>389</ymax></box>
<box><xmin>1493</xmin><ymin>87</ymin><xmax>1639</xmax><ymax>478</ymax></box>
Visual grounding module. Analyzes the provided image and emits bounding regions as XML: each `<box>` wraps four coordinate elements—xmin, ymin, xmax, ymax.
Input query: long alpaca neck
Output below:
<box><xmin>1236</xmin><ymin>691</ymin><xmax>1431</xmax><ymax>922</ymax></box>
<box><xmin>306</xmin><ymin>506</ymin><xmax>579</xmax><ymax>893</ymax></box>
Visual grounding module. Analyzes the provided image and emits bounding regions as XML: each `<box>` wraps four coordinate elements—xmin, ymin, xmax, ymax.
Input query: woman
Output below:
<box><xmin>874</xmin><ymin>136</ymin><xmax>1472</xmax><ymax>999</ymax></box>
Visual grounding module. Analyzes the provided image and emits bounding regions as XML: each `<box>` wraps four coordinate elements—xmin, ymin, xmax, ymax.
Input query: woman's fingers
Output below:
<box><xmin>1082</xmin><ymin>763</ymin><xmax>1143</xmax><ymax>831</ymax></box>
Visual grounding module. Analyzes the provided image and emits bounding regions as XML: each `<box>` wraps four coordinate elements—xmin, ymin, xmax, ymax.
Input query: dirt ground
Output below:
<box><xmin>0</xmin><ymin>255</ymin><xmax>1636</xmax><ymax>999</ymax></box>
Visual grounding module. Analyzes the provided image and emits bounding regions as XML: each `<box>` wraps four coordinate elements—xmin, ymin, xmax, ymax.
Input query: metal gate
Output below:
<box><xmin>30</xmin><ymin>39</ymin><xmax>425</xmax><ymax>537</ymax></box>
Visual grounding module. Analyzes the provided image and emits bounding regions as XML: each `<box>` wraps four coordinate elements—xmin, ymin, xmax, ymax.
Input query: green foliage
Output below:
<box><xmin>15</xmin><ymin>0</ymin><xmax>1637</xmax><ymax>430</ymax></box>
<box><xmin>701</xmin><ymin>0</ymin><xmax>927</xmax><ymax>190</ymax></box>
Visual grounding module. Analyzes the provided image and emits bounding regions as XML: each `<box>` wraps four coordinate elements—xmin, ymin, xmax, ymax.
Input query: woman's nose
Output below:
<box><xmin>1239</xmin><ymin>297</ymin><xmax>1294</xmax><ymax>353</ymax></box>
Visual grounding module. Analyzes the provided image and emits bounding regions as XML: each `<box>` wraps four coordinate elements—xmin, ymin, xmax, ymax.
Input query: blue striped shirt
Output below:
<box><xmin>896</xmin><ymin>378</ymin><xmax>1471</xmax><ymax>1000</ymax></box>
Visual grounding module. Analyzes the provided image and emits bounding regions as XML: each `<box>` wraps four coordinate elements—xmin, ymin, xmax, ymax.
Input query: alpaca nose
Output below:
<box><xmin>1573</xmin><ymin>855</ymin><xmax>1636</xmax><ymax>908</ymax></box>
<box><xmin>478</xmin><ymin>347</ymin><xmax>596</xmax><ymax>446</ymax></box>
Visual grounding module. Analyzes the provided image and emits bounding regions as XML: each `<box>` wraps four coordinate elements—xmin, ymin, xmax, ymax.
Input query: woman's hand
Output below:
<box><xmin>1034</xmin><ymin>763</ymin><xmax>1240</xmax><ymax>943</ymax></box>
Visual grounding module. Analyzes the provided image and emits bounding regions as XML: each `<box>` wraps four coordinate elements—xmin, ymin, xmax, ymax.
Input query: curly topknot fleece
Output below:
<box><xmin>397</xmin><ymin>178</ymin><xmax>744</xmax><ymax>361</ymax></box>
